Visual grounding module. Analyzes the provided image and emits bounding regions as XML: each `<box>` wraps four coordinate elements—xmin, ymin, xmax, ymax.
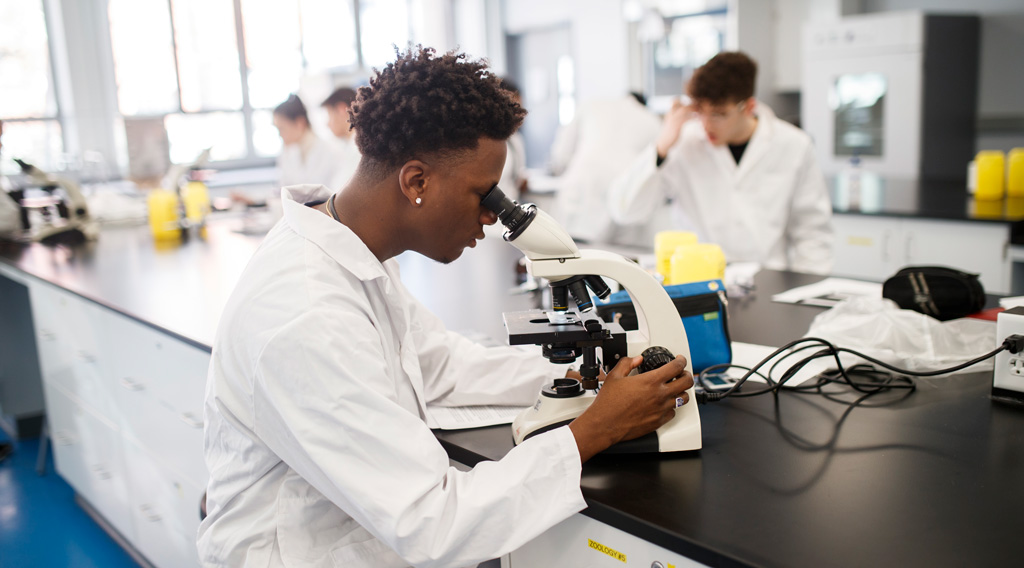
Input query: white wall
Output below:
<box><xmin>861</xmin><ymin>0</ymin><xmax>1024</xmax><ymax>151</ymax></box>
<box><xmin>503</xmin><ymin>0</ymin><xmax>630</xmax><ymax>102</ymax></box>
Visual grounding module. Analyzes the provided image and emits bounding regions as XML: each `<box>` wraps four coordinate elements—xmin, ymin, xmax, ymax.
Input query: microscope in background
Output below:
<box><xmin>481</xmin><ymin>186</ymin><xmax>702</xmax><ymax>453</ymax></box>
<box><xmin>4</xmin><ymin>158</ymin><xmax>99</xmax><ymax>244</ymax></box>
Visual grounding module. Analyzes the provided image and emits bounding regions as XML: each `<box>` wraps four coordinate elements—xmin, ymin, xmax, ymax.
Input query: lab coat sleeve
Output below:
<box><xmin>608</xmin><ymin>143</ymin><xmax>671</xmax><ymax>225</ymax></box>
<box><xmin>252</xmin><ymin>311</ymin><xmax>587</xmax><ymax>568</ymax></box>
<box><xmin>785</xmin><ymin>143</ymin><xmax>835</xmax><ymax>274</ymax></box>
<box><xmin>403</xmin><ymin>285</ymin><xmax>563</xmax><ymax>407</ymax></box>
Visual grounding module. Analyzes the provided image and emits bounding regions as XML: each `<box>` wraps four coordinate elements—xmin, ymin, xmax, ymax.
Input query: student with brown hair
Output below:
<box><xmin>321</xmin><ymin>87</ymin><xmax>362</xmax><ymax>188</ymax></box>
<box><xmin>610</xmin><ymin>51</ymin><xmax>834</xmax><ymax>274</ymax></box>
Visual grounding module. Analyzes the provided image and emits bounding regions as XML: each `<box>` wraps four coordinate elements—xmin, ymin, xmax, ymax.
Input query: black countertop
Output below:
<box><xmin>4</xmin><ymin>221</ymin><xmax>1022</xmax><ymax>567</ymax></box>
<box><xmin>439</xmin><ymin>269</ymin><xmax>1024</xmax><ymax>568</ymax></box>
<box><xmin>829</xmin><ymin>177</ymin><xmax>1024</xmax><ymax>242</ymax></box>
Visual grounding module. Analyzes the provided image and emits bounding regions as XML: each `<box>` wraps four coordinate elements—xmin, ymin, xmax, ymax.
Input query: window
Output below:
<box><xmin>360</xmin><ymin>0</ymin><xmax>411</xmax><ymax>69</ymax></box>
<box><xmin>107</xmin><ymin>0</ymin><xmax>179</xmax><ymax>116</ymax></box>
<box><xmin>107</xmin><ymin>0</ymin><xmax>367</xmax><ymax>168</ymax></box>
<box><xmin>0</xmin><ymin>0</ymin><xmax>62</xmax><ymax>174</ymax></box>
<box><xmin>632</xmin><ymin>2</ymin><xmax>728</xmax><ymax>113</ymax></box>
<box><xmin>171</xmin><ymin>0</ymin><xmax>244</xmax><ymax>113</ymax></box>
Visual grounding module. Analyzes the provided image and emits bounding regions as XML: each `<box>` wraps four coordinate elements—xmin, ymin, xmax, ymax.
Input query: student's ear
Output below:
<box><xmin>742</xmin><ymin>97</ymin><xmax>757</xmax><ymax>117</ymax></box>
<box><xmin>398</xmin><ymin>160</ymin><xmax>429</xmax><ymax>207</ymax></box>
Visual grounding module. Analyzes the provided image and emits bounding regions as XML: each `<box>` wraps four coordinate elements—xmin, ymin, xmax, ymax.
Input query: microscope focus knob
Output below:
<box><xmin>639</xmin><ymin>346</ymin><xmax>674</xmax><ymax>373</ymax></box>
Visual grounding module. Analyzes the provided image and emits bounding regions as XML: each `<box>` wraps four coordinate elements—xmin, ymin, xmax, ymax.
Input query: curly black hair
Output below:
<box><xmin>350</xmin><ymin>46</ymin><xmax>526</xmax><ymax>178</ymax></box>
<box><xmin>687</xmin><ymin>51</ymin><xmax>757</xmax><ymax>105</ymax></box>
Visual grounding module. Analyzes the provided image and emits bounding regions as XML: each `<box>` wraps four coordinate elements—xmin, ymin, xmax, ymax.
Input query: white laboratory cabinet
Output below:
<box><xmin>507</xmin><ymin>513</ymin><xmax>709</xmax><ymax>567</ymax></box>
<box><xmin>831</xmin><ymin>214</ymin><xmax>1011</xmax><ymax>294</ymax></box>
<box><xmin>28</xmin><ymin>279</ymin><xmax>207</xmax><ymax>568</ymax></box>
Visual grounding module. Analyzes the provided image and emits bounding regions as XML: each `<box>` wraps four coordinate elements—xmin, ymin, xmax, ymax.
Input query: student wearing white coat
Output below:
<box><xmin>274</xmin><ymin>94</ymin><xmax>345</xmax><ymax>189</ymax></box>
<box><xmin>549</xmin><ymin>93</ymin><xmax>664</xmax><ymax>246</ymax></box>
<box><xmin>198</xmin><ymin>47</ymin><xmax>693</xmax><ymax>568</ymax></box>
<box><xmin>609</xmin><ymin>52</ymin><xmax>834</xmax><ymax>274</ymax></box>
<box><xmin>321</xmin><ymin>86</ymin><xmax>363</xmax><ymax>189</ymax></box>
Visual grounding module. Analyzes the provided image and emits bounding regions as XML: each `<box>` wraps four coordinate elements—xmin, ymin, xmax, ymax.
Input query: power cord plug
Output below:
<box><xmin>696</xmin><ymin>390</ymin><xmax>724</xmax><ymax>404</ymax></box>
<box><xmin>1002</xmin><ymin>334</ymin><xmax>1024</xmax><ymax>354</ymax></box>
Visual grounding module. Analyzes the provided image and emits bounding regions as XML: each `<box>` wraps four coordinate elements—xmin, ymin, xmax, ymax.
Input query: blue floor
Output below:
<box><xmin>0</xmin><ymin>437</ymin><xmax>139</xmax><ymax>568</ymax></box>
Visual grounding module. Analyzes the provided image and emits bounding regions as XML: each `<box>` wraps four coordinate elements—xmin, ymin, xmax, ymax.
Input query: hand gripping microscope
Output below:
<box><xmin>481</xmin><ymin>186</ymin><xmax>702</xmax><ymax>453</ymax></box>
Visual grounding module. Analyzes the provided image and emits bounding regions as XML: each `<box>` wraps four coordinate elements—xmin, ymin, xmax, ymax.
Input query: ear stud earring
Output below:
<box><xmin>415</xmin><ymin>197</ymin><xmax>422</xmax><ymax>205</ymax></box>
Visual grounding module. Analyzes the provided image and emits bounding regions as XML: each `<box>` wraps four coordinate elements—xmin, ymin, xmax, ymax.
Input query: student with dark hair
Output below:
<box><xmin>610</xmin><ymin>51</ymin><xmax>834</xmax><ymax>274</ymax></box>
<box><xmin>321</xmin><ymin>86</ymin><xmax>361</xmax><ymax>189</ymax></box>
<box><xmin>273</xmin><ymin>93</ymin><xmax>344</xmax><ymax>189</ymax></box>
<box><xmin>198</xmin><ymin>46</ymin><xmax>692</xmax><ymax>567</ymax></box>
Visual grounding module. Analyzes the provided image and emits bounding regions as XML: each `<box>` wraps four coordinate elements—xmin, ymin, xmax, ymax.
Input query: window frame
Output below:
<box><xmin>110</xmin><ymin>0</ymin><xmax>384</xmax><ymax>170</ymax></box>
<box><xmin>0</xmin><ymin>0</ymin><xmax>66</xmax><ymax>176</ymax></box>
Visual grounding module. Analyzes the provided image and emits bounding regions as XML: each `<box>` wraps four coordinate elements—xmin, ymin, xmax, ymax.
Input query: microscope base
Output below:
<box><xmin>512</xmin><ymin>388</ymin><xmax>702</xmax><ymax>453</ymax></box>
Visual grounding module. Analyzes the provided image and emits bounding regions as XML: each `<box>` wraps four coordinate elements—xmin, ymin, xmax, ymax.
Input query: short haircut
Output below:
<box><xmin>350</xmin><ymin>46</ymin><xmax>526</xmax><ymax>178</ymax></box>
<box><xmin>687</xmin><ymin>51</ymin><xmax>757</xmax><ymax>105</ymax></box>
<box><xmin>322</xmin><ymin>87</ymin><xmax>358</xmax><ymax>108</ymax></box>
<box><xmin>498</xmin><ymin>77</ymin><xmax>520</xmax><ymax>97</ymax></box>
<box><xmin>274</xmin><ymin>94</ymin><xmax>309</xmax><ymax>124</ymax></box>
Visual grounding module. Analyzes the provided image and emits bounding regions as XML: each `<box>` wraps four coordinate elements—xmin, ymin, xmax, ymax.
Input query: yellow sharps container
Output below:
<box><xmin>654</xmin><ymin>231</ymin><xmax>697</xmax><ymax>284</ymax></box>
<box><xmin>147</xmin><ymin>188</ymin><xmax>181</xmax><ymax>241</ymax></box>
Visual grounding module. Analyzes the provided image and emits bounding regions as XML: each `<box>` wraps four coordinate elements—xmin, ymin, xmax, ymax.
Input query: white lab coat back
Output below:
<box><xmin>609</xmin><ymin>103</ymin><xmax>834</xmax><ymax>274</ymax></box>
<box><xmin>551</xmin><ymin>96</ymin><xmax>664</xmax><ymax>244</ymax></box>
<box><xmin>198</xmin><ymin>185</ymin><xmax>586</xmax><ymax>567</ymax></box>
<box><xmin>330</xmin><ymin>135</ymin><xmax>361</xmax><ymax>190</ymax></box>
<box><xmin>277</xmin><ymin>132</ymin><xmax>347</xmax><ymax>189</ymax></box>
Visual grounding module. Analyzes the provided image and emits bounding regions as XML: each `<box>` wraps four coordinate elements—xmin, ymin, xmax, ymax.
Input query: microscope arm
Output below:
<box><xmin>528</xmin><ymin>251</ymin><xmax>691</xmax><ymax>368</ymax></box>
<box><xmin>16</xmin><ymin>159</ymin><xmax>90</xmax><ymax>220</ymax></box>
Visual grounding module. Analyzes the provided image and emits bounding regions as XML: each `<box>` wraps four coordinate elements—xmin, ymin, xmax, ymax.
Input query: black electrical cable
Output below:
<box><xmin>696</xmin><ymin>335</ymin><xmax>1021</xmax><ymax>405</ymax></box>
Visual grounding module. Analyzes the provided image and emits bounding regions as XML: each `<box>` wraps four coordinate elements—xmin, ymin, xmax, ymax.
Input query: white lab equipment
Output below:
<box><xmin>801</xmin><ymin>11</ymin><xmax>979</xmax><ymax>180</ymax></box>
<box><xmin>482</xmin><ymin>186</ymin><xmax>702</xmax><ymax>452</ymax></box>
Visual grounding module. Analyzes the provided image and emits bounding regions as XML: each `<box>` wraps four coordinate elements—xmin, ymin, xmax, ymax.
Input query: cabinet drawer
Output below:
<box><xmin>117</xmin><ymin>381</ymin><xmax>207</xmax><ymax>487</ymax></box>
<box><xmin>124</xmin><ymin>438</ymin><xmax>204</xmax><ymax>568</ymax></box>
<box><xmin>107</xmin><ymin>313</ymin><xmax>209</xmax><ymax>420</ymax></box>
<box><xmin>30</xmin><ymin>282</ymin><xmax>120</xmax><ymax>418</ymax></box>
<box><xmin>44</xmin><ymin>382</ymin><xmax>136</xmax><ymax>543</ymax></box>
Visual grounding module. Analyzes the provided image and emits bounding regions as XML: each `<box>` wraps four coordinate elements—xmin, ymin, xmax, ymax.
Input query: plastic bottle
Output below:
<box><xmin>670</xmin><ymin>243</ymin><xmax>726</xmax><ymax>285</ymax></box>
<box><xmin>847</xmin><ymin>154</ymin><xmax>862</xmax><ymax>210</ymax></box>
<box><xmin>975</xmin><ymin>150</ymin><xmax>1006</xmax><ymax>201</ymax></box>
<box><xmin>147</xmin><ymin>188</ymin><xmax>182</xmax><ymax>241</ymax></box>
<box><xmin>654</xmin><ymin>231</ymin><xmax>697</xmax><ymax>284</ymax></box>
<box><xmin>182</xmin><ymin>178</ymin><xmax>210</xmax><ymax>225</ymax></box>
<box><xmin>1008</xmin><ymin>148</ymin><xmax>1024</xmax><ymax>198</ymax></box>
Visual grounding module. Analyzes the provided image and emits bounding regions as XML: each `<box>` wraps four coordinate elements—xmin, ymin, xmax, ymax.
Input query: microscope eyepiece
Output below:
<box><xmin>481</xmin><ymin>185</ymin><xmax>536</xmax><ymax>241</ymax></box>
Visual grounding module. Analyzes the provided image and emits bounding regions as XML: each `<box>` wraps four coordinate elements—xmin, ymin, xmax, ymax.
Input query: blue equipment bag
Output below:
<box><xmin>594</xmin><ymin>279</ymin><xmax>731</xmax><ymax>373</ymax></box>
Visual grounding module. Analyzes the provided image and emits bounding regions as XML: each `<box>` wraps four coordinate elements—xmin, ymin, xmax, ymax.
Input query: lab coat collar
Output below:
<box><xmin>734</xmin><ymin>101</ymin><xmax>776</xmax><ymax>182</ymax></box>
<box><xmin>699</xmin><ymin>100</ymin><xmax>777</xmax><ymax>181</ymax></box>
<box><xmin>279</xmin><ymin>185</ymin><xmax>389</xmax><ymax>282</ymax></box>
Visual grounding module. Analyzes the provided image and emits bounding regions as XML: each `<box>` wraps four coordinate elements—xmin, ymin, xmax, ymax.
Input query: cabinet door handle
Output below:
<box><xmin>54</xmin><ymin>431</ymin><xmax>75</xmax><ymax>446</ymax></box>
<box><xmin>905</xmin><ymin>233</ymin><xmax>915</xmax><ymax>261</ymax></box>
<box><xmin>180</xmin><ymin>412</ymin><xmax>204</xmax><ymax>429</ymax></box>
<box><xmin>882</xmin><ymin>230</ymin><xmax>891</xmax><ymax>263</ymax></box>
<box><xmin>119</xmin><ymin>377</ymin><xmax>145</xmax><ymax>391</ymax></box>
<box><xmin>92</xmin><ymin>464</ymin><xmax>112</xmax><ymax>480</ymax></box>
<box><xmin>40</xmin><ymin>329</ymin><xmax>56</xmax><ymax>341</ymax></box>
<box><xmin>76</xmin><ymin>350</ymin><xmax>96</xmax><ymax>363</ymax></box>
<box><xmin>139</xmin><ymin>503</ymin><xmax>162</xmax><ymax>522</ymax></box>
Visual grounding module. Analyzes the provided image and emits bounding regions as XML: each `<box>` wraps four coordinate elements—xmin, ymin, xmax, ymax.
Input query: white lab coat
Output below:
<box><xmin>550</xmin><ymin>96</ymin><xmax>664</xmax><ymax>245</ymax></box>
<box><xmin>198</xmin><ymin>185</ymin><xmax>586</xmax><ymax>568</ymax></box>
<box><xmin>609</xmin><ymin>103</ymin><xmax>834</xmax><ymax>273</ymax></box>
<box><xmin>278</xmin><ymin>131</ymin><xmax>347</xmax><ymax>189</ymax></box>
<box><xmin>331</xmin><ymin>135</ymin><xmax>361</xmax><ymax>190</ymax></box>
